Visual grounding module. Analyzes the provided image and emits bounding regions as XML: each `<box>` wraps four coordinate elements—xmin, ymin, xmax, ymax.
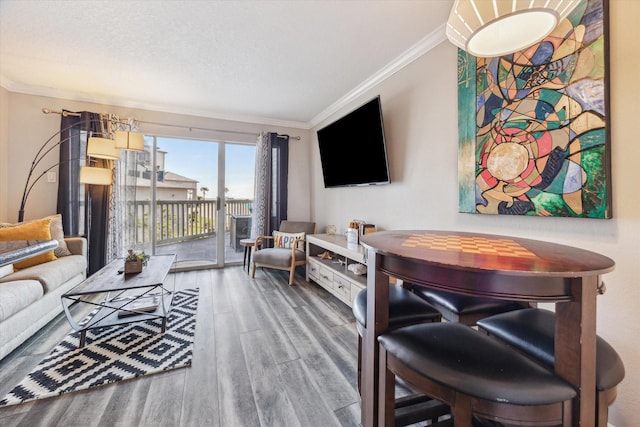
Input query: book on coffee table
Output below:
<box><xmin>117</xmin><ymin>295</ymin><xmax>159</xmax><ymax>317</ymax></box>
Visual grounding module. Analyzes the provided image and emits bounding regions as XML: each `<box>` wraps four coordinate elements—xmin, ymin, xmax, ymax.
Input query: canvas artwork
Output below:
<box><xmin>458</xmin><ymin>0</ymin><xmax>611</xmax><ymax>218</ymax></box>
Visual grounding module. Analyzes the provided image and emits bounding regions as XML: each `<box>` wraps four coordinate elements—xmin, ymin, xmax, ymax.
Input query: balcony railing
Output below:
<box><xmin>125</xmin><ymin>199</ymin><xmax>252</xmax><ymax>245</ymax></box>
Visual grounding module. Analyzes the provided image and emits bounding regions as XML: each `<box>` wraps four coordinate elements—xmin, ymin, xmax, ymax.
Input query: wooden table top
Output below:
<box><xmin>360</xmin><ymin>230</ymin><xmax>615</xmax><ymax>278</ymax></box>
<box><xmin>64</xmin><ymin>253</ymin><xmax>176</xmax><ymax>295</ymax></box>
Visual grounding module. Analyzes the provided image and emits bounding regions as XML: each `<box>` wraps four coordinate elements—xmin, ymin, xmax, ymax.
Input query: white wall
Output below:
<box><xmin>0</xmin><ymin>92</ymin><xmax>312</xmax><ymax>225</ymax></box>
<box><xmin>309</xmin><ymin>2</ymin><xmax>640</xmax><ymax>424</ymax></box>
<box><xmin>0</xmin><ymin>86</ymin><xmax>8</xmax><ymax>221</ymax></box>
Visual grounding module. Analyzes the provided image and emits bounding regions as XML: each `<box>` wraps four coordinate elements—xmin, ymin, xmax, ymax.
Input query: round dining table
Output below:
<box><xmin>359</xmin><ymin>230</ymin><xmax>615</xmax><ymax>427</ymax></box>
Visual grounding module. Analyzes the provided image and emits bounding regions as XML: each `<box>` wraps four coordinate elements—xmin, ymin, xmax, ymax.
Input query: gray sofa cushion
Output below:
<box><xmin>0</xmin><ymin>280</ymin><xmax>43</xmax><ymax>322</ymax></box>
<box><xmin>0</xmin><ymin>255</ymin><xmax>86</xmax><ymax>293</ymax></box>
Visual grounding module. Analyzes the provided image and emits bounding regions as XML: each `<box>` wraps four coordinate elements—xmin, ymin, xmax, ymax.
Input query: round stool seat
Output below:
<box><xmin>378</xmin><ymin>322</ymin><xmax>576</xmax><ymax>407</ymax></box>
<box><xmin>477</xmin><ymin>308</ymin><xmax>625</xmax><ymax>392</ymax></box>
<box><xmin>412</xmin><ymin>287</ymin><xmax>523</xmax><ymax>325</ymax></box>
<box><xmin>353</xmin><ymin>286</ymin><xmax>441</xmax><ymax>330</ymax></box>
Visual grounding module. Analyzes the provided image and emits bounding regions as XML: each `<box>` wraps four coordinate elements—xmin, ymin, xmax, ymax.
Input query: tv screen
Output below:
<box><xmin>317</xmin><ymin>96</ymin><xmax>390</xmax><ymax>188</ymax></box>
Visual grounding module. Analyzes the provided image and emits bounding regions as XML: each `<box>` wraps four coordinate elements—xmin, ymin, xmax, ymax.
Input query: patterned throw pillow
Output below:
<box><xmin>272</xmin><ymin>231</ymin><xmax>305</xmax><ymax>249</ymax></box>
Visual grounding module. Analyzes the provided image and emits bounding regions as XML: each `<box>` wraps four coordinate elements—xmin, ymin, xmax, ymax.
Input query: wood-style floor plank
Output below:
<box><xmin>0</xmin><ymin>266</ymin><xmax>365</xmax><ymax>426</ymax></box>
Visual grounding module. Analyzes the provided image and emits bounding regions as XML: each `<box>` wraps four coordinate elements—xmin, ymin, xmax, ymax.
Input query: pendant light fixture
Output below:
<box><xmin>446</xmin><ymin>0</ymin><xmax>581</xmax><ymax>57</ymax></box>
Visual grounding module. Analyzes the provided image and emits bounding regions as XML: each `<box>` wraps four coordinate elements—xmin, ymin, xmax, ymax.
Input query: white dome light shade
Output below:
<box><xmin>446</xmin><ymin>0</ymin><xmax>581</xmax><ymax>57</ymax></box>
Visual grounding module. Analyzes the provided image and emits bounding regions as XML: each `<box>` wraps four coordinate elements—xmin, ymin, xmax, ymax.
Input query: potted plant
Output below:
<box><xmin>124</xmin><ymin>249</ymin><xmax>150</xmax><ymax>274</ymax></box>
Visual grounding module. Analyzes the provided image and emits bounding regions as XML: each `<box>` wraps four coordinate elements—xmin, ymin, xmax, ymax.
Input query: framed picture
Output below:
<box><xmin>458</xmin><ymin>0</ymin><xmax>611</xmax><ymax>218</ymax></box>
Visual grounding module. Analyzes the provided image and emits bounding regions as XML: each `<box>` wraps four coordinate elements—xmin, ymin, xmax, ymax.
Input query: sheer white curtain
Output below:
<box><xmin>110</xmin><ymin>116</ymin><xmax>143</xmax><ymax>260</ymax></box>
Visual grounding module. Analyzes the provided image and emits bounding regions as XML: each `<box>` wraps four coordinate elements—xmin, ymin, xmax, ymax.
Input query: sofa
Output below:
<box><xmin>0</xmin><ymin>236</ymin><xmax>87</xmax><ymax>360</ymax></box>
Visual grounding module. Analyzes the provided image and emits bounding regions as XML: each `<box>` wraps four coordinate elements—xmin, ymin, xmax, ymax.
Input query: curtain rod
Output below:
<box><xmin>42</xmin><ymin>108</ymin><xmax>301</xmax><ymax>140</ymax></box>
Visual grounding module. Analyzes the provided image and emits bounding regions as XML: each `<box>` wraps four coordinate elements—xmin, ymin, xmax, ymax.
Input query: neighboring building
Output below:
<box><xmin>129</xmin><ymin>145</ymin><xmax>199</xmax><ymax>201</ymax></box>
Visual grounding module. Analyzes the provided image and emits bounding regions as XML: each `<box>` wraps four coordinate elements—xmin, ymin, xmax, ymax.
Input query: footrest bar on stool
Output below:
<box><xmin>394</xmin><ymin>396</ymin><xmax>450</xmax><ymax>427</ymax></box>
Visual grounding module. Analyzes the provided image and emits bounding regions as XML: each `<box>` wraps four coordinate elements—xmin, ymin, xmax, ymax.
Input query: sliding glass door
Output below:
<box><xmin>123</xmin><ymin>136</ymin><xmax>255</xmax><ymax>269</ymax></box>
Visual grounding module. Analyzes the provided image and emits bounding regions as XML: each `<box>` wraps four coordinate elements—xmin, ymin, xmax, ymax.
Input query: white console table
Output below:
<box><xmin>306</xmin><ymin>234</ymin><xmax>367</xmax><ymax>307</ymax></box>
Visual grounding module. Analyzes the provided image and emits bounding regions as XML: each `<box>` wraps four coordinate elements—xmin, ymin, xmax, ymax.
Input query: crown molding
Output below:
<box><xmin>0</xmin><ymin>76</ymin><xmax>309</xmax><ymax>130</ymax></box>
<box><xmin>307</xmin><ymin>23</ymin><xmax>447</xmax><ymax>129</ymax></box>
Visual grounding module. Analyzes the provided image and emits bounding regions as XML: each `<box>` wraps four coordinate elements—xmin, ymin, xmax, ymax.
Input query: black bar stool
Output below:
<box><xmin>477</xmin><ymin>308</ymin><xmax>625</xmax><ymax>427</ymax></box>
<box><xmin>352</xmin><ymin>286</ymin><xmax>446</xmax><ymax>424</ymax></box>
<box><xmin>411</xmin><ymin>286</ymin><xmax>525</xmax><ymax>325</ymax></box>
<box><xmin>378</xmin><ymin>322</ymin><xmax>576</xmax><ymax>426</ymax></box>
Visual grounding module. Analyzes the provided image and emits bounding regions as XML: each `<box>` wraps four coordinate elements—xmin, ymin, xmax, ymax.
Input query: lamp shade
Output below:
<box><xmin>87</xmin><ymin>137</ymin><xmax>121</xmax><ymax>160</ymax></box>
<box><xmin>446</xmin><ymin>0</ymin><xmax>581</xmax><ymax>57</ymax></box>
<box><xmin>79</xmin><ymin>166</ymin><xmax>112</xmax><ymax>185</ymax></box>
<box><xmin>114</xmin><ymin>130</ymin><xmax>145</xmax><ymax>151</ymax></box>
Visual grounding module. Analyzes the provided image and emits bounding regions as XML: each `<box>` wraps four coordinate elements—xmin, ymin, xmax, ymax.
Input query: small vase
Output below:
<box><xmin>124</xmin><ymin>259</ymin><xmax>143</xmax><ymax>274</ymax></box>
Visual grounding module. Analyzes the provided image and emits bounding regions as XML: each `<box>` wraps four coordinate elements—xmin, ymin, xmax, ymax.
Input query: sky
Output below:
<box><xmin>155</xmin><ymin>137</ymin><xmax>256</xmax><ymax>199</ymax></box>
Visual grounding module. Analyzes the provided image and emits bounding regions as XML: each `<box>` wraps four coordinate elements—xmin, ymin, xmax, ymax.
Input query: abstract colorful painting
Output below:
<box><xmin>458</xmin><ymin>0</ymin><xmax>611</xmax><ymax>218</ymax></box>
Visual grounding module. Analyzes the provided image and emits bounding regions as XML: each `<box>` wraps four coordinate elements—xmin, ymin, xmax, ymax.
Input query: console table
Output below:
<box><xmin>306</xmin><ymin>234</ymin><xmax>367</xmax><ymax>307</ymax></box>
<box><xmin>360</xmin><ymin>230</ymin><xmax>615</xmax><ymax>427</ymax></box>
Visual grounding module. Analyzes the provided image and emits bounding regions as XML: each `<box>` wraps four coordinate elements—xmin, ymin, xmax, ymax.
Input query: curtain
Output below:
<box><xmin>112</xmin><ymin>118</ymin><xmax>143</xmax><ymax>259</ymax></box>
<box><xmin>57</xmin><ymin>111</ymin><xmax>111</xmax><ymax>275</ymax></box>
<box><xmin>251</xmin><ymin>132</ymin><xmax>288</xmax><ymax>238</ymax></box>
<box><xmin>57</xmin><ymin>111</ymin><xmax>86</xmax><ymax>235</ymax></box>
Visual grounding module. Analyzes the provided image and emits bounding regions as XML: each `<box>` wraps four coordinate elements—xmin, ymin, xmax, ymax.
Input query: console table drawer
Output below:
<box><xmin>333</xmin><ymin>275</ymin><xmax>351</xmax><ymax>300</ymax></box>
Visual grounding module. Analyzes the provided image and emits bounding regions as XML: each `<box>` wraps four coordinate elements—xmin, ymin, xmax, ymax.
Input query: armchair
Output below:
<box><xmin>251</xmin><ymin>221</ymin><xmax>317</xmax><ymax>285</ymax></box>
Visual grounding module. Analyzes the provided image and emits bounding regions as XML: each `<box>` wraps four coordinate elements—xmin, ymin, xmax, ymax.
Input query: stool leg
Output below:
<box><xmin>357</xmin><ymin>334</ymin><xmax>362</xmax><ymax>396</ymax></box>
<box><xmin>451</xmin><ymin>394</ymin><xmax>472</xmax><ymax>426</ymax></box>
<box><xmin>379</xmin><ymin>346</ymin><xmax>395</xmax><ymax>427</ymax></box>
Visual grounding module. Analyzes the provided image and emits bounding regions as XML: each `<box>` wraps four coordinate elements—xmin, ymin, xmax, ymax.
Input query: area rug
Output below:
<box><xmin>0</xmin><ymin>288</ymin><xmax>199</xmax><ymax>406</ymax></box>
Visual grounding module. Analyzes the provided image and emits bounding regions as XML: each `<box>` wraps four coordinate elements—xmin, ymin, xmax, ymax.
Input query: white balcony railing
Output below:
<box><xmin>125</xmin><ymin>199</ymin><xmax>252</xmax><ymax>245</ymax></box>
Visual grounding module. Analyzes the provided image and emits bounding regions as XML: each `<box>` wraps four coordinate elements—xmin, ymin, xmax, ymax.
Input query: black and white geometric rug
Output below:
<box><xmin>0</xmin><ymin>288</ymin><xmax>199</xmax><ymax>407</ymax></box>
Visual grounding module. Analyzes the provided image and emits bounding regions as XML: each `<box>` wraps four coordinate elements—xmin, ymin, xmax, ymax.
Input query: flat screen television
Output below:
<box><xmin>317</xmin><ymin>96</ymin><xmax>390</xmax><ymax>188</ymax></box>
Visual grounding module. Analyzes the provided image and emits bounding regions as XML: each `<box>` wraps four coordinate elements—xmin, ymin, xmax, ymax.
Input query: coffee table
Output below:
<box><xmin>62</xmin><ymin>253</ymin><xmax>176</xmax><ymax>348</ymax></box>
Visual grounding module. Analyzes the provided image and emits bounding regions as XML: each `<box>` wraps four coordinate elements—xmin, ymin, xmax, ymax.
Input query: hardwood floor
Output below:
<box><xmin>0</xmin><ymin>266</ymin><xmax>379</xmax><ymax>427</ymax></box>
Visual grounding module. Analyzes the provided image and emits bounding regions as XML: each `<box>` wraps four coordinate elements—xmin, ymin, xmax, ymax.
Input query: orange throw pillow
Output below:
<box><xmin>0</xmin><ymin>218</ymin><xmax>57</xmax><ymax>269</ymax></box>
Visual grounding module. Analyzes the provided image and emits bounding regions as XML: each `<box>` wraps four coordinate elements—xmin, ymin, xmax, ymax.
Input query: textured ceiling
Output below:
<box><xmin>0</xmin><ymin>0</ymin><xmax>452</xmax><ymax>127</ymax></box>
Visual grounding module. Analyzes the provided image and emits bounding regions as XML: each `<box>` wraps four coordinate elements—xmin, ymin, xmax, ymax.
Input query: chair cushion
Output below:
<box><xmin>352</xmin><ymin>286</ymin><xmax>441</xmax><ymax>329</ymax></box>
<box><xmin>413</xmin><ymin>287</ymin><xmax>522</xmax><ymax>316</ymax></box>
<box><xmin>378</xmin><ymin>322</ymin><xmax>576</xmax><ymax>406</ymax></box>
<box><xmin>477</xmin><ymin>308</ymin><xmax>625</xmax><ymax>391</ymax></box>
<box><xmin>253</xmin><ymin>247</ymin><xmax>296</xmax><ymax>268</ymax></box>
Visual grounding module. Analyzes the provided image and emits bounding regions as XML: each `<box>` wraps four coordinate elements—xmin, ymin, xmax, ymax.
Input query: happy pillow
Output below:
<box><xmin>273</xmin><ymin>231</ymin><xmax>305</xmax><ymax>249</ymax></box>
<box><xmin>0</xmin><ymin>218</ymin><xmax>57</xmax><ymax>269</ymax></box>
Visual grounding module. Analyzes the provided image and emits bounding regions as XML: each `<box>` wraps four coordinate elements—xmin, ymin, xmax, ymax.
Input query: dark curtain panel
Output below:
<box><xmin>57</xmin><ymin>111</ymin><xmax>109</xmax><ymax>275</ymax></box>
<box><xmin>57</xmin><ymin>111</ymin><xmax>85</xmax><ymax>235</ymax></box>
<box><xmin>250</xmin><ymin>132</ymin><xmax>289</xmax><ymax>239</ymax></box>
<box><xmin>270</xmin><ymin>133</ymin><xmax>289</xmax><ymax>234</ymax></box>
